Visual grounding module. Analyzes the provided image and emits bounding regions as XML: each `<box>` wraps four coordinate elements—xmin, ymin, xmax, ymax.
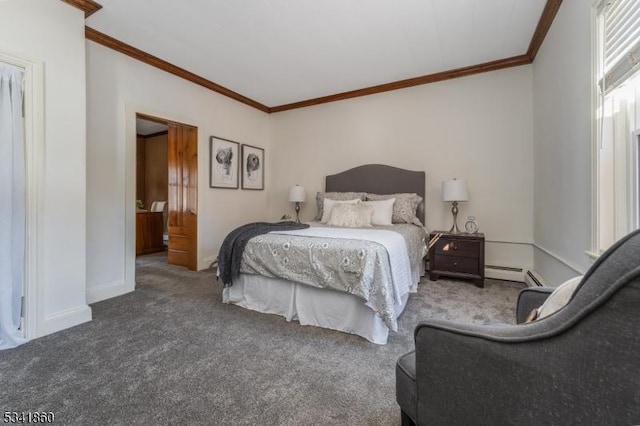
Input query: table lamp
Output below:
<box><xmin>289</xmin><ymin>184</ymin><xmax>306</xmax><ymax>223</ymax></box>
<box><xmin>442</xmin><ymin>179</ymin><xmax>469</xmax><ymax>234</ymax></box>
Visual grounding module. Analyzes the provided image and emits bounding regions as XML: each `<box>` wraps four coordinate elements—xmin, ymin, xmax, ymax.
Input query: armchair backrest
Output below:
<box><xmin>510</xmin><ymin>229</ymin><xmax>640</xmax><ymax>424</ymax></box>
<box><xmin>557</xmin><ymin>228</ymin><xmax>640</xmax><ymax>325</ymax></box>
<box><xmin>534</xmin><ymin>228</ymin><xmax>640</xmax><ymax>424</ymax></box>
<box><xmin>413</xmin><ymin>229</ymin><xmax>640</xmax><ymax>425</ymax></box>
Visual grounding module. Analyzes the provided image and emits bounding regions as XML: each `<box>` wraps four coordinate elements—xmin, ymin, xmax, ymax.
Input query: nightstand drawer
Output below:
<box><xmin>433</xmin><ymin>255</ymin><xmax>479</xmax><ymax>275</ymax></box>
<box><xmin>433</xmin><ymin>239</ymin><xmax>480</xmax><ymax>258</ymax></box>
<box><xmin>429</xmin><ymin>231</ymin><xmax>485</xmax><ymax>287</ymax></box>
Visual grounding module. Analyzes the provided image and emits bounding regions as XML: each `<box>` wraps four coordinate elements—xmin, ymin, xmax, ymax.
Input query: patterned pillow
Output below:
<box><xmin>320</xmin><ymin>198</ymin><xmax>362</xmax><ymax>223</ymax></box>
<box><xmin>314</xmin><ymin>191</ymin><xmax>367</xmax><ymax>221</ymax></box>
<box><xmin>366</xmin><ymin>193</ymin><xmax>423</xmax><ymax>226</ymax></box>
<box><xmin>327</xmin><ymin>203</ymin><xmax>373</xmax><ymax>228</ymax></box>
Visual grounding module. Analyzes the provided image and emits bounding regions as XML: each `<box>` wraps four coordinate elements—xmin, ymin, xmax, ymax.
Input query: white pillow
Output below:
<box><xmin>327</xmin><ymin>203</ymin><xmax>373</xmax><ymax>228</ymax></box>
<box><xmin>320</xmin><ymin>198</ymin><xmax>361</xmax><ymax>223</ymax></box>
<box><xmin>536</xmin><ymin>275</ymin><xmax>583</xmax><ymax>320</ymax></box>
<box><xmin>314</xmin><ymin>192</ymin><xmax>366</xmax><ymax>221</ymax></box>
<box><xmin>362</xmin><ymin>198</ymin><xmax>395</xmax><ymax>226</ymax></box>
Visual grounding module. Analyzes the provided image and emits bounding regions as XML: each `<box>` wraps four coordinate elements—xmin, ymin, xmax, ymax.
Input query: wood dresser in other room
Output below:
<box><xmin>136</xmin><ymin>211</ymin><xmax>164</xmax><ymax>256</ymax></box>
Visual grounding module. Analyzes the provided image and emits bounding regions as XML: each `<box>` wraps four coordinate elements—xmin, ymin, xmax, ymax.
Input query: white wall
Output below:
<box><xmin>270</xmin><ymin>66</ymin><xmax>535</xmax><ymax>279</ymax></box>
<box><xmin>86</xmin><ymin>42</ymin><xmax>271</xmax><ymax>302</ymax></box>
<box><xmin>0</xmin><ymin>0</ymin><xmax>91</xmax><ymax>335</ymax></box>
<box><xmin>532</xmin><ymin>0</ymin><xmax>593</xmax><ymax>284</ymax></box>
<box><xmin>0</xmin><ymin>0</ymin><xmax>596</xmax><ymax>339</ymax></box>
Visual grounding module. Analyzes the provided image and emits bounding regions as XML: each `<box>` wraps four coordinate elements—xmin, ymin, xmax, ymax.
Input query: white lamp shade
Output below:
<box><xmin>289</xmin><ymin>185</ymin><xmax>306</xmax><ymax>202</ymax></box>
<box><xmin>442</xmin><ymin>179</ymin><xmax>469</xmax><ymax>202</ymax></box>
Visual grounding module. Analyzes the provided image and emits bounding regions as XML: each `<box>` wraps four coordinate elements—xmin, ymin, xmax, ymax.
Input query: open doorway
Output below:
<box><xmin>136</xmin><ymin>117</ymin><xmax>169</xmax><ymax>262</ymax></box>
<box><xmin>135</xmin><ymin>113</ymin><xmax>198</xmax><ymax>271</ymax></box>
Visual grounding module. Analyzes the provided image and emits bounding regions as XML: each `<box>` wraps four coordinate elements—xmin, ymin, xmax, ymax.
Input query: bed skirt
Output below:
<box><xmin>222</xmin><ymin>270</ymin><xmax>417</xmax><ymax>345</ymax></box>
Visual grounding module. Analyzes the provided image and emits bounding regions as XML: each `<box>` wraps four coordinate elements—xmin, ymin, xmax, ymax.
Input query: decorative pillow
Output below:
<box><xmin>526</xmin><ymin>275</ymin><xmax>583</xmax><ymax>322</ymax></box>
<box><xmin>362</xmin><ymin>198</ymin><xmax>395</xmax><ymax>226</ymax></box>
<box><xmin>327</xmin><ymin>203</ymin><xmax>373</xmax><ymax>228</ymax></box>
<box><xmin>320</xmin><ymin>198</ymin><xmax>362</xmax><ymax>223</ymax></box>
<box><xmin>366</xmin><ymin>193</ymin><xmax>423</xmax><ymax>226</ymax></box>
<box><xmin>314</xmin><ymin>192</ymin><xmax>366</xmax><ymax>221</ymax></box>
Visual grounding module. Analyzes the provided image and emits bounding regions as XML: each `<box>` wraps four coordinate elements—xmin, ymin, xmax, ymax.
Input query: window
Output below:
<box><xmin>593</xmin><ymin>0</ymin><xmax>640</xmax><ymax>254</ymax></box>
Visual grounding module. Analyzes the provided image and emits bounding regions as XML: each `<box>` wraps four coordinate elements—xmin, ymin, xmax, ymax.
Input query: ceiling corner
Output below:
<box><xmin>527</xmin><ymin>0</ymin><xmax>563</xmax><ymax>61</ymax></box>
<box><xmin>60</xmin><ymin>0</ymin><xmax>103</xmax><ymax>18</ymax></box>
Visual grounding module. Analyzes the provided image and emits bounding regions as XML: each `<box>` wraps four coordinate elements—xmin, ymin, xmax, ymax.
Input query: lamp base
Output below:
<box><xmin>294</xmin><ymin>202</ymin><xmax>301</xmax><ymax>223</ymax></box>
<box><xmin>448</xmin><ymin>201</ymin><xmax>461</xmax><ymax>234</ymax></box>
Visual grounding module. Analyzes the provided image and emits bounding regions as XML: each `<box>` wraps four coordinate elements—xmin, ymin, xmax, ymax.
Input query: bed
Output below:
<box><xmin>222</xmin><ymin>164</ymin><xmax>427</xmax><ymax>344</ymax></box>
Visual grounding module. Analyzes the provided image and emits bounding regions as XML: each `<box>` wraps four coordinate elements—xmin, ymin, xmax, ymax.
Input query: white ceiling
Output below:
<box><xmin>87</xmin><ymin>0</ymin><xmax>547</xmax><ymax>107</ymax></box>
<box><xmin>136</xmin><ymin>118</ymin><xmax>168</xmax><ymax>136</ymax></box>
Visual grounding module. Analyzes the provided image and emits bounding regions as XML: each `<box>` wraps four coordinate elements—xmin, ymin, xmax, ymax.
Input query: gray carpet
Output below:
<box><xmin>0</xmin><ymin>254</ymin><xmax>525</xmax><ymax>425</ymax></box>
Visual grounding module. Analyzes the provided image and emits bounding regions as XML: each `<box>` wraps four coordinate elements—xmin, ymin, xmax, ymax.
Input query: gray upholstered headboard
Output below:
<box><xmin>325</xmin><ymin>164</ymin><xmax>426</xmax><ymax>225</ymax></box>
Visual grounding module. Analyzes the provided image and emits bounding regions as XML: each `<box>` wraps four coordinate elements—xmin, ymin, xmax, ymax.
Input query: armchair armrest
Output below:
<box><xmin>412</xmin><ymin>315</ymin><xmax>585</xmax><ymax>425</ymax></box>
<box><xmin>413</xmin><ymin>321</ymin><xmax>547</xmax><ymax>425</ymax></box>
<box><xmin>516</xmin><ymin>286</ymin><xmax>554</xmax><ymax>323</ymax></box>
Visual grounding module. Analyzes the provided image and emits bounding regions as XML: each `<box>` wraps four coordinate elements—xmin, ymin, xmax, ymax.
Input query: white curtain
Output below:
<box><xmin>0</xmin><ymin>62</ymin><xmax>26</xmax><ymax>350</ymax></box>
<box><xmin>597</xmin><ymin>70</ymin><xmax>640</xmax><ymax>252</ymax></box>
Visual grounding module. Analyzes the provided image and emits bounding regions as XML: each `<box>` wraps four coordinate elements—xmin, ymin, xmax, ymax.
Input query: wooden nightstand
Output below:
<box><xmin>429</xmin><ymin>231</ymin><xmax>485</xmax><ymax>288</ymax></box>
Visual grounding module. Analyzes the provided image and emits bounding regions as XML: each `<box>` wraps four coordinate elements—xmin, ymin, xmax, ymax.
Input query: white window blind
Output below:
<box><xmin>600</xmin><ymin>0</ymin><xmax>640</xmax><ymax>92</ymax></box>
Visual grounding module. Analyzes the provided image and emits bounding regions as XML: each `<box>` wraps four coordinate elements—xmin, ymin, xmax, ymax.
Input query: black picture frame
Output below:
<box><xmin>209</xmin><ymin>136</ymin><xmax>240</xmax><ymax>189</ymax></box>
<box><xmin>241</xmin><ymin>144</ymin><xmax>264</xmax><ymax>190</ymax></box>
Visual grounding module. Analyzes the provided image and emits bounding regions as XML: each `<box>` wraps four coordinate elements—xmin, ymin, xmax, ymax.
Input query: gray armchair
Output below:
<box><xmin>396</xmin><ymin>229</ymin><xmax>640</xmax><ymax>425</ymax></box>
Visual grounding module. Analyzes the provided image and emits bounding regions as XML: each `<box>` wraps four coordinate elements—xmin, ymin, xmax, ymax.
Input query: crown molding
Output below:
<box><xmin>60</xmin><ymin>0</ymin><xmax>102</xmax><ymax>18</ymax></box>
<box><xmin>270</xmin><ymin>55</ymin><xmax>531</xmax><ymax>113</ymax></box>
<box><xmin>527</xmin><ymin>0</ymin><xmax>563</xmax><ymax>61</ymax></box>
<box><xmin>85</xmin><ymin>27</ymin><xmax>271</xmax><ymax>113</ymax></box>
<box><xmin>81</xmin><ymin>0</ymin><xmax>562</xmax><ymax>114</ymax></box>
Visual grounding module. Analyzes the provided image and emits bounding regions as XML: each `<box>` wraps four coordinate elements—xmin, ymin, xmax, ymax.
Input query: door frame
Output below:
<box><xmin>0</xmin><ymin>51</ymin><xmax>45</xmax><ymax>340</ymax></box>
<box><xmin>125</xmin><ymin>104</ymin><xmax>199</xmax><ymax>287</ymax></box>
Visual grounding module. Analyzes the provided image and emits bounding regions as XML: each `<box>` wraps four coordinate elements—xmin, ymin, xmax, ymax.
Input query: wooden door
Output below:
<box><xmin>167</xmin><ymin>122</ymin><xmax>198</xmax><ymax>270</ymax></box>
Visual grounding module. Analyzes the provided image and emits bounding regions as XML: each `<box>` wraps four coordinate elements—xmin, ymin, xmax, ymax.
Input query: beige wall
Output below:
<box><xmin>532</xmin><ymin>0</ymin><xmax>593</xmax><ymax>284</ymax></box>
<box><xmin>0</xmin><ymin>0</ymin><xmax>91</xmax><ymax>335</ymax></box>
<box><xmin>269</xmin><ymin>66</ymin><xmax>535</xmax><ymax>278</ymax></box>
<box><xmin>86</xmin><ymin>41</ymin><xmax>271</xmax><ymax>303</ymax></box>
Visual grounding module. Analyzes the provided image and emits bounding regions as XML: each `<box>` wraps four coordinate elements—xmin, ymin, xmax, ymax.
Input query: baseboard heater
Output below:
<box><xmin>485</xmin><ymin>265</ymin><xmax>523</xmax><ymax>272</ymax></box>
<box><xmin>525</xmin><ymin>270</ymin><xmax>544</xmax><ymax>287</ymax></box>
<box><xmin>425</xmin><ymin>263</ymin><xmax>525</xmax><ymax>276</ymax></box>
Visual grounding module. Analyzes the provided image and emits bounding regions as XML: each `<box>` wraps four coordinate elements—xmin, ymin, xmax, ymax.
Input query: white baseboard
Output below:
<box><xmin>86</xmin><ymin>280</ymin><xmax>134</xmax><ymax>304</ymax></box>
<box><xmin>41</xmin><ymin>304</ymin><xmax>92</xmax><ymax>337</ymax></box>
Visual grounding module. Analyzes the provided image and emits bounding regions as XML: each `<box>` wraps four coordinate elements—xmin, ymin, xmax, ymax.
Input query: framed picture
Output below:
<box><xmin>210</xmin><ymin>136</ymin><xmax>239</xmax><ymax>189</ymax></box>
<box><xmin>241</xmin><ymin>144</ymin><xmax>264</xmax><ymax>190</ymax></box>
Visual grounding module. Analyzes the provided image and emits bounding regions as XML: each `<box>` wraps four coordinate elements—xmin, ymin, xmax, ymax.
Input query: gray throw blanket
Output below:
<box><xmin>218</xmin><ymin>221</ymin><xmax>309</xmax><ymax>286</ymax></box>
